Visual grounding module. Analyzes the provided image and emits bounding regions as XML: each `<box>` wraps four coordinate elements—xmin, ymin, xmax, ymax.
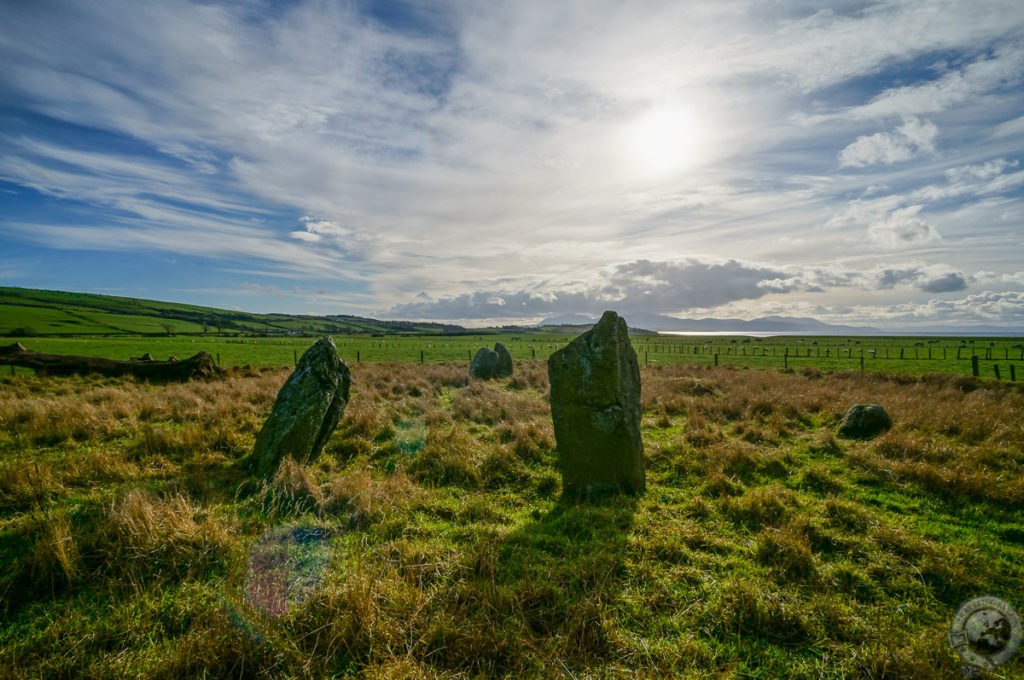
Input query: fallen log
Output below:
<box><xmin>0</xmin><ymin>343</ymin><xmax>219</xmax><ymax>381</ymax></box>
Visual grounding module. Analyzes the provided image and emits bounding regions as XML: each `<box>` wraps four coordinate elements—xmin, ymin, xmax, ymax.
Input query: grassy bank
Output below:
<box><xmin>2</xmin><ymin>361</ymin><xmax>1023</xmax><ymax>678</ymax></box>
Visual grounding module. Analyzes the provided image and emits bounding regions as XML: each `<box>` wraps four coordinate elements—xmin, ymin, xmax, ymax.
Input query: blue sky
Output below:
<box><xmin>2</xmin><ymin>0</ymin><xmax>1024</xmax><ymax>329</ymax></box>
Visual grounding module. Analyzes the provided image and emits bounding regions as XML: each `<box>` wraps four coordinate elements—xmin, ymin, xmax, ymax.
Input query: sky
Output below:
<box><xmin>2</xmin><ymin>0</ymin><xmax>1024</xmax><ymax>330</ymax></box>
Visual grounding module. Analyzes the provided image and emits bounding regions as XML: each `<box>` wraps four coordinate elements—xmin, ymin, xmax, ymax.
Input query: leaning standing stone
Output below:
<box><xmin>493</xmin><ymin>342</ymin><xmax>514</xmax><ymax>378</ymax></box>
<box><xmin>837</xmin><ymin>403</ymin><xmax>891</xmax><ymax>439</ymax></box>
<box><xmin>248</xmin><ymin>337</ymin><xmax>351</xmax><ymax>477</ymax></box>
<box><xmin>470</xmin><ymin>347</ymin><xmax>499</xmax><ymax>379</ymax></box>
<box><xmin>548</xmin><ymin>311</ymin><xmax>645</xmax><ymax>497</ymax></box>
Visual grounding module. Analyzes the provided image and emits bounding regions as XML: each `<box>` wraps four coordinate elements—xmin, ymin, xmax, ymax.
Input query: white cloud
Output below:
<box><xmin>993</xmin><ymin>114</ymin><xmax>1024</xmax><ymax>138</ymax></box>
<box><xmin>803</xmin><ymin>42</ymin><xmax>1024</xmax><ymax>122</ymax></box>
<box><xmin>866</xmin><ymin>205</ymin><xmax>942</xmax><ymax>249</ymax></box>
<box><xmin>838</xmin><ymin>117</ymin><xmax>938</xmax><ymax>168</ymax></box>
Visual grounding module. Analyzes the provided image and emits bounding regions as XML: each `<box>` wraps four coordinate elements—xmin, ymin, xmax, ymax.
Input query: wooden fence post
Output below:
<box><xmin>1011</xmin><ymin>365</ymin><xmax>1017</xmax><ymax>382</ymax></box>
<box><xmin>971</xmin><ymin>355</ymin><xmax>979</xmax><ymax>377</ymax></box>
<box><xmin>294</xmin><ymin>349</ymin><xmax>297</xmax><ymax>366</ymax></box>
<box><xmin>714</xmin><ymin>353</ymin><xmax>719</xmax><ymax>367</ymax></box>
<box><xmin>216</xmin><ymin>353</ymin><xmax>221</xmax><ymax>367</ymax></box>
<box><xmin>994</xmin><ymin>365</ymin><xmax>1001</xmax><ymax>380</ymax></box>
<box><xmin>357</xmin><ymin>350</ymin><xmax>360</xmax><ymax>363</ymax></box>
<box><xmin>420</xmin><ymin>350</ymin><xmax>424</xmax><ymax>364</ymax></box>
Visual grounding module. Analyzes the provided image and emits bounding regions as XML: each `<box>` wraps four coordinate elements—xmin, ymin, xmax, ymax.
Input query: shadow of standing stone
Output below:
<box><xmin>247</xmin><ymin>337</ymin><xmax>350</xmax><ymax>477</ymax></box>
<box><xmin>548</xmin><ymin>311</ymin><xmax>645</xmax><ymax>498</ymax></box>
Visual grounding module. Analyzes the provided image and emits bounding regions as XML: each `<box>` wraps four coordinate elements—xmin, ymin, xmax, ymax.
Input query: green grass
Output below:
<box><xmin>2</xmin><ymin>361</ymin><xmax>1023</xmax><ymax>678</ymax></box>
<box><xmin>4</xmin><ymin>332</ymin><xmax>1022</xmax><ymax>381</ymax></box>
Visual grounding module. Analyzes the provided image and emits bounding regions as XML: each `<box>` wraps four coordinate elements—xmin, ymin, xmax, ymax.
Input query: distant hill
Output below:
<box><xmin>0</xmin><ymin>287</ymin><xmax>468</xmax><ymax>337</ymax></box>
<box><xmin>537</xmin><ymin>313</ymin><xmax>599</xmax><ymax>327</ymax></box>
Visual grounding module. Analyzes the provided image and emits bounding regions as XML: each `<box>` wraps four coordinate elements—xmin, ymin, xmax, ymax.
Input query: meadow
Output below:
<box><xmin>2</xmin><ymin>342</ymin><xmax>1024</xmax><ymax>678</ymax></box>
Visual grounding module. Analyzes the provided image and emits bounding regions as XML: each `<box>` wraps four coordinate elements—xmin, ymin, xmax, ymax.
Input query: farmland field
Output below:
<box><xmin>4</xmin><ymin>332</ymin><xmax>1023</xmax><ymax>380</ymax></box>
<box><xmin>2</xmin><ymin>340</ymin><xmax>1024</xmax><ymax>678</ymax></box>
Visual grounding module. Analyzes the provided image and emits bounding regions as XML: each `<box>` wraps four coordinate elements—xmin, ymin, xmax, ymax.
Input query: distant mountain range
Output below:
<box><xmin>535</xmin><ymin>313</ymin><xmax>1023</xmax><ymax>336</ymax></box>
<box><xmin>536</xmin><ymin>313</ymin><xmax>883</xmax><ymax>334</ymax></box>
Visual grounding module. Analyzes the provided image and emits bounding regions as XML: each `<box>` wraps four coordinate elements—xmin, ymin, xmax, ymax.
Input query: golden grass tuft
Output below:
<box><xmin>26</xmin><ymin>509</ymin><xmax>78</xmax><ymax>587</ymax></box>
<box><xmin>725</xmin><ymin>484</ymin><xmax>797</xmax><ymax>528</ymax></box>
<box><xmin>325</xmin><ymin>469</ymin><xmax>421</xmax><ymax>525</ymax></box>
<box><xmin>102</xmin><ymin>489</ymin><xmax>228</xmax><ymax>577</ymax></box>
<box><xmin>259</xmin><ymin>457</ymin><xmax>324</xmax><ymax>516</ymax></box>
<box><xmin>754</xmin><ymin>523</ymin><xmax>817</xmax><ymax>582</ymax></box>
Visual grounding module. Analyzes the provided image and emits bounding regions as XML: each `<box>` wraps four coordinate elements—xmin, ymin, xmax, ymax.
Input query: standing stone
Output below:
<box><xmin>493</xmin><ymin>342</ymin><xmax>514</xmax><ymax>378</ymax></box>
<box><xmin>470</xmin><ymin>347</ymin><xmax>499</xmax><ymax>379</ymax></box>
<box><xmin>248</xmin><ymin>337</ymin><xmax>351</xmax><ymax>477</ymax></box>
<box><xmin>837</xmin><ymin>403</ymin><xmax>892</xmax><ymax>439</ymax></box>
<box><xmin>548</xmin><ymin>311</ymin><xmax>645</xmax><ymax>497</ymax></box>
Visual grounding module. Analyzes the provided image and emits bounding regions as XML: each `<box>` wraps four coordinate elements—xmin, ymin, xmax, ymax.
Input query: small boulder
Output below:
<box><xmin>837</xmin><ymin>404</ymin><xmax>892</xmax><ymax>439</ymax></box>
<box><xmin>470</xmin><ymin>347</ymin><xmax>499</xmax><ymax>379</ymax></box>
<box><xmin>548</xmin><ymin>310</ymin><xmax>645</xmax><ymax>497</ymax></box>
<box><xmin>493</xmin><ymin>342</ymin><xmax>514</xmax><ymax>378</ymax></box>
<box><xmin>248</xmin><ymin>337</ymin><xmax>351</xmax><ymax>477</ymax></box>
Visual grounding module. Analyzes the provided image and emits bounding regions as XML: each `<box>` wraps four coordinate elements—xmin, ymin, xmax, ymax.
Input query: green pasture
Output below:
<box><xmin>3</xmin><ymin>332</ymin><xmax>1023</xmax><ymax>380</ymax></box>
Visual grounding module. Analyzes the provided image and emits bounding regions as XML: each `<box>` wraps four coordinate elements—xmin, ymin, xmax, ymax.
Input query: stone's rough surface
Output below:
<box><xmin>837</xmin><ymin>403</ymin><xmax>892</xmax><ymax>439</ymax></box>
<box><xmin>470</xmin><ymin>347</ymin><xmax>499</xmax><ymax>379</ymax></box>
<box><xmin>249</xmin><ymin>337</ymin><xmax>350</xmax><ymax>476</ymax></box>
<box><xmin>548</xmin><ymin>310</ymin><xmax>645</xmax><ymax>497</ymax></box>
<box><xmin>493</xmin><ymin>342</ymin><xmax>514</xmax><ymax>378</ymax></box>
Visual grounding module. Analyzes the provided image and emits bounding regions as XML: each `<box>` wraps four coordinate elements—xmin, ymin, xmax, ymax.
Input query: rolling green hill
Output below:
<box><xmin>0</xmin><ymin>287</ymin><xmax>467</xmax><ymax>337</ymax></box>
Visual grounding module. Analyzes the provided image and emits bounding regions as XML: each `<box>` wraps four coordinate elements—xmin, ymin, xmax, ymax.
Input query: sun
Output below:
<box><xmin>622</xmin><ymin>105</ymin><xmax>703</xmax><ymax>178</ymax></box>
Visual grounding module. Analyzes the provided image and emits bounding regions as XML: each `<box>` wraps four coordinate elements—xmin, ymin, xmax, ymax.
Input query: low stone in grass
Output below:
<box><xmin>837</xmin><ymin>403</ymin><xmax>892</xmax><ymax>440</ymax></box>
<box><xmin>248</xmin><ymin>337</ymin><xmax>351</xmax><ymax>477</ymax></box>
<box><xmin>470</xmin><ymin>347</ymin><xmax>499</xmax><ymax>379</ymax></box>
<box><xmin>548</xmin><ymin>310</ymin><xmax>645</xmax><ymax>497</ymax></box>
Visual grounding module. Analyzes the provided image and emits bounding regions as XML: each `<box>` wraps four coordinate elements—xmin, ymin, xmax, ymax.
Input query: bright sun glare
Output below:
<box><xmin>623</xmin><ymin>105</ymin><xmax>702</xmax><ymax>178</ymax></box>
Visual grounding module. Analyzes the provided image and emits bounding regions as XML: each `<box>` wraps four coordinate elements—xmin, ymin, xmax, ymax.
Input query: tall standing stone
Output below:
<box><xmin>248</xmin><ymin>337</ymin><xmax>351</xmax><ymax>477</ymax></box>
<box><xmin>548</xmin><ymin>311</ymin><xmax>645</xmax><ymax>497</ymax></box>
<box><xmin>493</xmin><ymin>342</ymin><xmax>514</xmax><ymax>378</ymax></box>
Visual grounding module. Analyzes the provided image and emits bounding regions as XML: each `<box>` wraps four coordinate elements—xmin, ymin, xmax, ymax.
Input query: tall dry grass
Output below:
<box><xmin>3</xmin><ymin>359</ymin><xmax>1021</xmax><ymax>679</ymax></box>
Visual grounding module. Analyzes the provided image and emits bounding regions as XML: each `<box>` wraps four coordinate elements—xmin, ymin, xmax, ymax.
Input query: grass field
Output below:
<box><xmin>2</xmin><ymin>355</ymin><xmax>1023</xmax><ymax>678</ymax></box>
<box><xmin>4</xmin><ymin>333</ymin><xmax>1023</xmax><ymax>380</ymax></box>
